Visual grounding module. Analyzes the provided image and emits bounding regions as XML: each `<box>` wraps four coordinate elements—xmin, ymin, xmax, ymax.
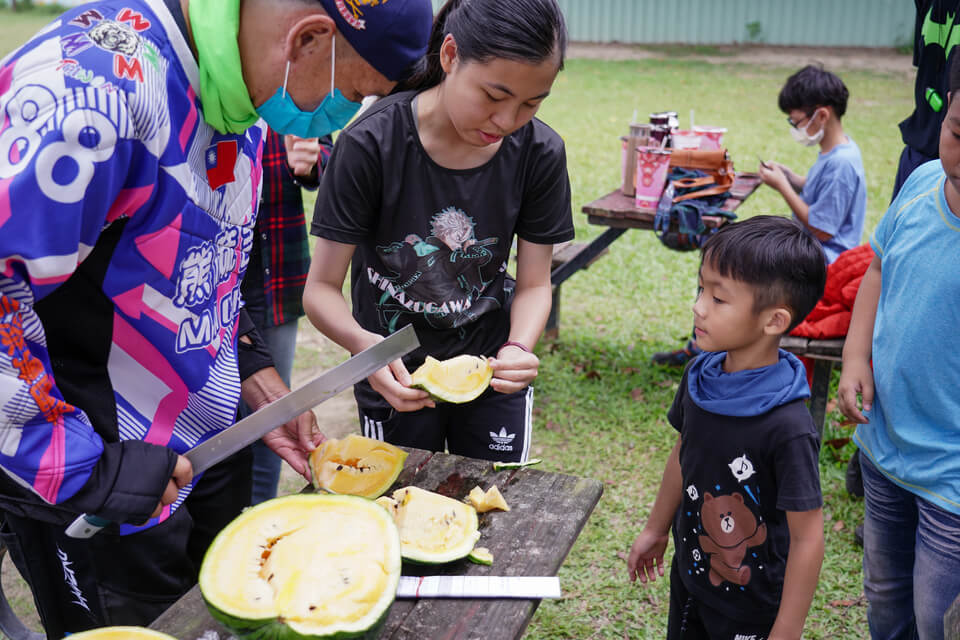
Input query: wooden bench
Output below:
<box><xmin>150</xmin><ymin>448</ymin><xmax>603</xmax><ymax>640</ymax></box>
<box><xmin>545</xmin><ymin>172</ymin><xmax>763</xmax><ymax>338</ymax></box>
<box><xmin>779</xmin><ymin>336</ymin><xmax>845</xmax><ymax>438</ymax></box>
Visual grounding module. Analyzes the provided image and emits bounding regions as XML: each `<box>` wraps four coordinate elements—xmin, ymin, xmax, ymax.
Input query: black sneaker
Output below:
<box><xmin>652</xmin><ymin>341</ymin><xmax>699</xmax><ymax>368</ymax></box>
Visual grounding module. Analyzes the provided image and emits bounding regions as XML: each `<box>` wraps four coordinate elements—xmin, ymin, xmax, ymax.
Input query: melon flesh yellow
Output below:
<box><xmin>68</xmin><ymin>629</ymin><xmax>176</xmax><ymax>640</ymax></box>
<box><xmin>410</xmin><ymin>355</ymin><xmax>493</xmax><ymax>403</ymax></box>
<box><xmin>199</xmin><ymin>494</ymin><xmax>401</xmax><ymax>640</ymax></box>
<box><xmin>376</xmin><ymin>486</ymin><xmax>480</xmax><ymax>564</ymax></box>
<box><xmin>467</xmin><ymin>485</ymin><xmax>510</xmax><ymax>513</ymax></box>
<box><xmin>309</xmin><ymin>434</ymin><xmax>407</xmax><ymax>498</ymax></box>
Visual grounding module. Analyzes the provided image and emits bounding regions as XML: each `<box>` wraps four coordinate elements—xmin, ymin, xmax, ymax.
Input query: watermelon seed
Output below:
<box><xmin>309</xmin><ymin>605</ymin><xmax>316</xmax><ymax>611</ymax></box>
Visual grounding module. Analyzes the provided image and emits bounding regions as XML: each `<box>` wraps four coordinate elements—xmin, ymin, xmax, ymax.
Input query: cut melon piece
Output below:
<box><xmin>492</xmin><ymin>458</ymin><xmax>542</xmax><ymax>471</ymax></box>
<box><xmin>309</xmin><ymin>434</ymin><xmax>407</xmax><ymax>498</ymax></box>
<box><xmin>467</xmin><ymin>485</ymin><xmax>510</xmax><ymax>513</ymax></box>
<box><xmin>69</xmin><ymin>630</ymin><xmax>176</xmax><ymax>640</ymax></box>
<box><xmin>410</xmin><ymin>355</ymin><xmax>493</xmax><ymax>403</ymax></box>
<box><xmin>199</xmin><ymin>494</ymin><xmax>401</xmax><ymax>640</ymax></box>
<box><xmin>377</xmin><ymin>486</ymin><xmax>480</xmax><ymax>564</ymax></box>
<box><xmin>467</xmin><ymin>547</ymin><xmax>494</xmax><ymax>565</ymax></box>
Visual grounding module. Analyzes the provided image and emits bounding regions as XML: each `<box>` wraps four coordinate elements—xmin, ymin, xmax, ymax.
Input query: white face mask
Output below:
<box><xmin>790</xmin><ymin>112</ymin><xmax>824</xmax><ymax>147</ymax></box>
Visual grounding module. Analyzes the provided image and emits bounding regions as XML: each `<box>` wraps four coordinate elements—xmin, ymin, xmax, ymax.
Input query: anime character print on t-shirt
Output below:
<box><xmin>682</xmin><ymin>452</ymin><xmax>768</xmax><ymax>589</ymax></box>
<box><xmin>374</xmin><ymin>206</ymin><xmax>505</xmax><ymax>332</ymax></box>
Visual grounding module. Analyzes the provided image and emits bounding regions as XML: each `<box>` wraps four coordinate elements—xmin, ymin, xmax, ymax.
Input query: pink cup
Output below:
<box><xmin>671</xmin><ymin>130</ymin><xmax>702</xmax><ymax>150</ymax></box>
<box><xmin>693</xmin><ymin>126</ymin><xmax>726</xmax><ymax>150</ymax></box>
<box><xmin>635</xmin><ymin>147</ymin><xmax>672</xmax><ymax>208</ymax></box>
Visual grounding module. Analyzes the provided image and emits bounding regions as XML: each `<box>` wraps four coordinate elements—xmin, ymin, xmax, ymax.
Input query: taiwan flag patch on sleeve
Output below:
<box><xmin>205</xmin><ymin>140</ymin><xmax>238</xmax><ymax>190</ymax></box>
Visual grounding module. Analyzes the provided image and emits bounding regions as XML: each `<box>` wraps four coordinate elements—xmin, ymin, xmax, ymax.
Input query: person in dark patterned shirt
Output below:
<box><xmin>241</xmin><ymin>128</ymin><xmax>333</xmax><ymax>504</ymax></box>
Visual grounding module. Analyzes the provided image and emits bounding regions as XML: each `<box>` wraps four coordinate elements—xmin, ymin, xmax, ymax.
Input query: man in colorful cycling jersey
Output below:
<box><xmin>0</xmin><ymin>0</ymin><xmax>431</xmax><ymax>633</ymax></box>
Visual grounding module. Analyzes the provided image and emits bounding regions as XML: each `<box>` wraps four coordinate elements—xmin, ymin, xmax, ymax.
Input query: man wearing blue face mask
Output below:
<box><xmin>758</xmin><ymin>65</ymin><xmax>867</xmax><ymax>265</ymax></box>
<box><xmin>0</xmin><ymin>0</ymin><xmax>431</xmax><ymax>635</ymax></box>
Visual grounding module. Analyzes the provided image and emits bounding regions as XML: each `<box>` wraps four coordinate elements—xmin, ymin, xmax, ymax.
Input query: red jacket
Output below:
<box><xmin>790</xmin><ymin>244</ymin><xmax>875</xmax><ymax>339</ymax></box>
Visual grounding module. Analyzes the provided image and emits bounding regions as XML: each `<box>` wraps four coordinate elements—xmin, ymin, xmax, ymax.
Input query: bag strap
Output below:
<box><xmin>672</xmin><ymin>176</ymin><xmax>716</xmax><ymax>190</ymax></box>
<box><xmin>673</xmin><ymin>184</ymin><xmax>731</xmax><ymax>203</ymax></box>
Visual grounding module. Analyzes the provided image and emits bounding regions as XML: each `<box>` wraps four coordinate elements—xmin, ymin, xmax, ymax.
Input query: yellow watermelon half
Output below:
<box><xmin>410</xmin><ymin>355</ymin><xmax>493</xmax><ymax>403</ymax></box>
<box><xmin>199</xmin><ymin>494</ymin><xmax>401</xmax><ymax>640</ymax></box>
<box><xmin>309</xmin><ymin>434</ymin><xmax>407</xmax><ymax>498</ymax></box>
<box><xmin>376</xmin><ymin>486</ymin><xmax>480</xmax><ymax>564</ymax></box>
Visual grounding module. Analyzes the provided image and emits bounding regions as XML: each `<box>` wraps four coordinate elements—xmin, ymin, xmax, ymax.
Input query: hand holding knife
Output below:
<box><xmin>65</xmin><ymin>325</ymin><xmax>420</xmax><ymax>539</ymax></box>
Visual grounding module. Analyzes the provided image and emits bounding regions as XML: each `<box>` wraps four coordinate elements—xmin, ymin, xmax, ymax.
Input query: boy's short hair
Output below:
<box><xmin>778</xmin><ymin>64</ymin><xmax>849</xmax><ymax>119</ymax></box>
<box><xmin>700</xmin><ymin>216</ymin><xmax>827</xmax><ymax>332</ymax></box>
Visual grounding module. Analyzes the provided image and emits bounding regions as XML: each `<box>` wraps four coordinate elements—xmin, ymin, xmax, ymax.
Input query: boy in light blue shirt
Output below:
<box><xmin>760</xmin><ymin>65</ymin><xmax>867</xmax><ymax>264</ymax></box>
<box><xmin>837</xmin><ymin>55</ymin><xmax>960</xmax><ymax>640</ymax></box>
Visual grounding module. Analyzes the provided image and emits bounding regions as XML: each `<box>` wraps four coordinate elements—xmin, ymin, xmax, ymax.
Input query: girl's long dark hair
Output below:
<box><xmin>395</xmin><ymin>0</ymin><xmax>568</xmax><ymax>93</ymax></box>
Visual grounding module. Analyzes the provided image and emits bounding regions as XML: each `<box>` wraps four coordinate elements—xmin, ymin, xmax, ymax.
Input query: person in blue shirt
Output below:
<box><xmin>759</xmin><ymin>64</ymin><xmax>868</xmax><ymax>264</ymax></box>
<box><xmin>837</xmin><ymin>53</ymin><xmax>960</xmax><ymax>640</ymax></box>
<box><xmin>652</xmin><ymin>65</ymin><xmax>866</xmax><ymax>368</ymax></box>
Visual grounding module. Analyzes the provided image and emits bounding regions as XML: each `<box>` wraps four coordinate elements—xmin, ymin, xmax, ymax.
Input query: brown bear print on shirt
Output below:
<box><xmin>698</xmin><ymin>492</ymin><xmax>767</xmax><ymax>587</ymax></box>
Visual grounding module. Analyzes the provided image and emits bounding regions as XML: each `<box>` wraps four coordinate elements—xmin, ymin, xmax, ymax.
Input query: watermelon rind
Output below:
<box><xmin>205</xmin><ymin>601</ymin><xmax>389</xmax><ymax>640</ymax></box>
<box><xmin>492</xmin><ymin>458</ymin><xmax>542</xmax><ymax>471</ymax></box>
<box><xmin>199</xmin><ymin>494</ymin><xmax>401</xmax><ymax>640</ymax></box>
<box><xmin>467</xmin><ymin>547</ymin><xmax>494</xmax><ymax>566</ymax></box>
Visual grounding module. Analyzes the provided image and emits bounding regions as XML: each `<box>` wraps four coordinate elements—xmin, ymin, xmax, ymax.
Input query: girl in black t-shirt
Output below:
<box><xmin>303</xmin><ymin>0</ymin><xmax>574</xmax><ymax>461</ymax></box>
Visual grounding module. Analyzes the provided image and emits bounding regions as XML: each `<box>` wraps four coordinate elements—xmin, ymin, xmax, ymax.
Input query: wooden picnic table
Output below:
<box><xmin>150</xmin><ymin>448</ymin><xmax>603</xmax><ymax>640</ymax></box>
<box><xmin>779</xmin><ymin>336</ymin><xmax>845</xmax><ymax>438</ymax></box>
<box><xmin>546</xmin><ymin>172</ymin><xmax>763</xmax><ymax>337</ymax></box>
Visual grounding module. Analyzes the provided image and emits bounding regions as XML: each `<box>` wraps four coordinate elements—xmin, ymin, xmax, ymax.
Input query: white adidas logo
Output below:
<box><xmin>489</xmin><ymin>427</ymin><xmax>515</xmax><ymax>451</ymax></box>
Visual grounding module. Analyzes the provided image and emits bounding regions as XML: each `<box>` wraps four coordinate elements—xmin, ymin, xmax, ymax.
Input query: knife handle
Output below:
<box><xmin>65</xmin><ymin>513</ymin><xmax>111</xmax><ymax>539</ymax></box>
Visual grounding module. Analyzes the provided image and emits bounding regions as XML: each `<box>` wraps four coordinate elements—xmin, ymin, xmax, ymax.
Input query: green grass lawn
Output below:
<box><xmin>0</xmin><ymin>7</ymin><xmax>60</xmax><ymax>59</ymax></box>
<box><xmin>0</xmin><ymin>8</ymin><xmax>913</xmax><ymax>637</ymax></box>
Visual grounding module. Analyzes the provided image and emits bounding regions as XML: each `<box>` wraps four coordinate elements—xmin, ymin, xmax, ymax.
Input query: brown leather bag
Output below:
<box><xmin>668</xmin><ymin>149</ymin><xmax>735</xmax><ymax>202</ymax></box>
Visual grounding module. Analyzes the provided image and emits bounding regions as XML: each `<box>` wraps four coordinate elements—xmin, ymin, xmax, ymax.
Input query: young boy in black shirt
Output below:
<box><xmin>627</xmin><ymin>216</ymin><xmax>827</xmax><ymax>639</ymax></box>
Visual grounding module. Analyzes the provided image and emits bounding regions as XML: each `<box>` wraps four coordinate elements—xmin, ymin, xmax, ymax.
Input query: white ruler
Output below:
<box><xmin>396</xmin><ymin>576</ymin><xmax>561</xmax><ymax>599</ymax></box>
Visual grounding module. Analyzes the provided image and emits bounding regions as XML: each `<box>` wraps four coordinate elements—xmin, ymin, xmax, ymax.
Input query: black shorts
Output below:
<box><xmin>667</xmin><ymin>559</ymin><xmax>774</xmax><ymax>640</ymax></box>
<box><xmin>358</xmin><ymin>386</ymin><xmax>533</xmax><ymax>462</ymax></box>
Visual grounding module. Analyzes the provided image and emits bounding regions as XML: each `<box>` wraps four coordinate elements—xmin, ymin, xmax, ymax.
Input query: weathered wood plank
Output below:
<box><xmin>150</xmin><ymin>448</ymin><xmax>603</xmax><ymax>640</ymax></box>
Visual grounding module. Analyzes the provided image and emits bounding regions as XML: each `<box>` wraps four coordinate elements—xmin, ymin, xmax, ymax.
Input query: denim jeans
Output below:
<box><xmin>861</xmin><ymin>455</ymin><xmax>960</xmax><ymax>640</ymax></box>
<box><xmin>239</xmin><ymin>320</ymin><xmax>299</xmax><ymax>505</ymax></box>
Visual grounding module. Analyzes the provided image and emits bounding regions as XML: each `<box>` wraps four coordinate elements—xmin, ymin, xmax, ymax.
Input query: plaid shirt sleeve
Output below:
<box><xmin>253</xmin><ymin>131</ymin><xmax>333</xmax><ymax>327</ymax></box>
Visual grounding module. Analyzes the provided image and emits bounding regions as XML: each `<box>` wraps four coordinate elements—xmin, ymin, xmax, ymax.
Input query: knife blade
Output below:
<box><xmin>396</xmin><ymin>576</ymin><xmax>561</xmax><ymax>599</ymax></box>
<box><xmin>65</xmin><ymin>325</ymin><xmax>420</xmax><ymax>539</ymax></box>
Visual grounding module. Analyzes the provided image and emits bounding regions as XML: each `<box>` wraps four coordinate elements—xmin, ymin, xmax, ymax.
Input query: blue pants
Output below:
<box><xmin>861</xmin><ymin>455</ymin><xmax>960</xmax><ymax>640</ymax></box>
<box><xmin>240</xmin><ymin>320</ymin><xmax>299</xmax><ymax>505</ymax></box>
